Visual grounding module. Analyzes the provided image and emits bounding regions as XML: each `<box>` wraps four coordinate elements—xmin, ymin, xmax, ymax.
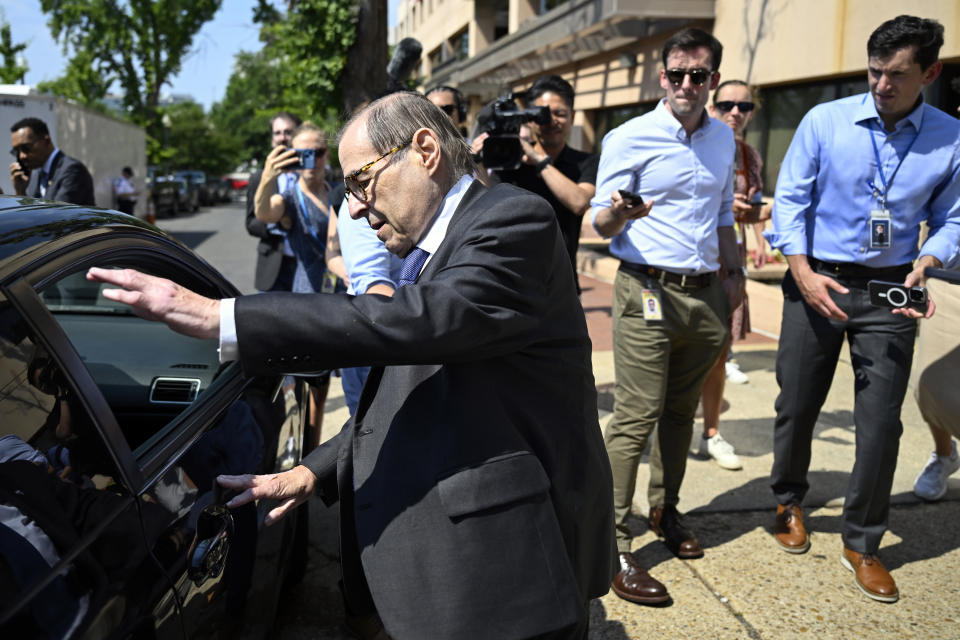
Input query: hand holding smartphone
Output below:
<box><xmin>617</xmin><ymin>189</ymin><xmax>644</xmax><ymax>208</ymax></box>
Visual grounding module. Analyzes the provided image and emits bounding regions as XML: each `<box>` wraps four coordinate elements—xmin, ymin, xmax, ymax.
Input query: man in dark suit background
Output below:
<box><xmin>9</xmin><ymin>117</ymin><xmax>95</xmax><ymax>206</ymax></box>
<box><xmin>245</xmin><ymin>111</ymin><xmax>302</xmax><ymax>291</ymax></box>
<box><xmin>88</xmin><ymin>91</ymin><xmax>617</xmax><ymax>639</ymax></box>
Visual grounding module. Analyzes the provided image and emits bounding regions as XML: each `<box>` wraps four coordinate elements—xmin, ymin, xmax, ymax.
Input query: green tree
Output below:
<box><xmin>208</xmin><ymin>49</ymin><xmax>288</xmax><ymax>170</ymax></box>
<box><xmin>0</xmin><ymin>20</ymin><xmax>28</xmax><ymax>84</ymax></box>
<box><xmin>37</xmin><ymin>49</ymin><xmax>112</xmax><ymax>110</ymax></box>
<box><xmin>158</xmin><ymin>100</ymin><xmax>238</xmax><ymax>175</ymax></box>
<box><xmin>38</xmin><ymin>0</ymin><xmax>221</xmax><ymax>137</ymax></box>
<box><xmin>261</xmin><ymin>0</ymin><xmax>358</xmax><ymax>126</ymax></box>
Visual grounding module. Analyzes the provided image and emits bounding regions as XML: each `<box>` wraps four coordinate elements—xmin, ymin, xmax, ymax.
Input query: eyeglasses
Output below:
<box><xmin>435</xmin><ymin>104</ymin><xmax>457</xmax><ymax>116</ymax></box>
<box><xmin>10</xmin><ymin>143</ymin><xmax>34</xmax><ymax>157</ymax></box>
<box><xmin>714</xmin><ymin>101</ymin><xmax>755</xmax><ymax>113</ymax></box>
<box><xmin>343</xmin><ymin>142</ymin><xmax>409</xmax><ymax>202</ymax></box>
<box><xmin>664</xmin><ymin>68</ymin><xmax>714</xmax><ymax>86</ymax></box>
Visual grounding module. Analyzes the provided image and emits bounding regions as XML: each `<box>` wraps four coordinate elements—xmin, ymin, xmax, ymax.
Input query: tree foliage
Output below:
<box><xmin>39</xmin><ymin>0</ymin><xmax>221</xmax><ymax>128</ymax></box>
<box><xmin>158</xmin><ymin>100</ymin><xmax>238</xmax><ymax>175</ymax></box>
<box><xmin>0</xmin><ymin>20</ymin><xmax>28</xmax><ymax>84</ymax></box>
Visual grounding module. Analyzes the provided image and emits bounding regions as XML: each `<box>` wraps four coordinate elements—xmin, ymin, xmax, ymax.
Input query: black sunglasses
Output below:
<box><xmin>436</xmin><ymin>103</ymin><xmax>457</xmax><ymax>116</ymax></box>
<box><xmin>665</xmin><ymin>68</ymin><xmax>713</xmax><ymax>87</ymax></box>
<box><xmin>714</xmin><ymin>101</ymin><xmax>755</xmax><ymax>113</ymax></box>
<box><xmin>10</xmin><ymin>143</ymin><xmax>34</xmax><ymax>157</ymax></box>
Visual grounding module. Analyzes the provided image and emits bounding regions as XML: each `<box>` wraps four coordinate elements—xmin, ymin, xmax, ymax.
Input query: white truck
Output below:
<box><xmin>0</xmin><ymin>85</ymin><xmax>147</xmax><ymax>218</ymax></box>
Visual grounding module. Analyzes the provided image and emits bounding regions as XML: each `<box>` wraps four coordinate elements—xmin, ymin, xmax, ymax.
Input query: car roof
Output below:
<box><xmin>0</xmin><ymin>195</ymin><xmax>157</xmax><ymax>263</ymax></box>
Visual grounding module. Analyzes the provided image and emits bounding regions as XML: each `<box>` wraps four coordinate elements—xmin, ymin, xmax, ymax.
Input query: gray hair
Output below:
<box><xmin>340</xmin><ymin>91</ymin><xmax>476</xmax><ymax>188</ymax></box>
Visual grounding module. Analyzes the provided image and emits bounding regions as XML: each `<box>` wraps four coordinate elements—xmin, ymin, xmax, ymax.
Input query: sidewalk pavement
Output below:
<box><xmin>281</xmin><ymin>252</ymin><xmax>960</xmax><ymax>640</ymax></box>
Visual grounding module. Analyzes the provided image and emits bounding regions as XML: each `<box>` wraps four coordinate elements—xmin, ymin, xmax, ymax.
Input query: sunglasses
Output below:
<box><xmin>436</xmin><ymin>103</ymin><xmax>457</xmax><ymax>116</ymax></box>
<box><xmin>343</xmin><ymin>142</ymin><xmax>409</xmax><ymax>202</ymax></box>
<box><xmin>664</xmin><ymin>68</ymin><xmax>714</xmax><ymax>86</ymax></box>
<box><xmin>10</xmin><ymin>143</ymin><xmax>34</xmax><ymax>157</ymax></box>
<box><xmin>714</xmin><ymin>101</ymin><xmax>755</xmax><ymax>113</ymax></box>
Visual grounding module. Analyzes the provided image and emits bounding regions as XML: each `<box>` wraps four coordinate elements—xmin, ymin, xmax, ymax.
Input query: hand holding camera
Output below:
<box><xmin>263</xmin><ymin>145</ymin><xmax>300</xmax><ymax>183</ymax></box>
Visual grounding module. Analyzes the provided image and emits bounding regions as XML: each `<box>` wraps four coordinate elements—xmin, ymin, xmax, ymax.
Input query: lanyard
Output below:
<box><xmin>295</xmin><ymin>181</ymin><xmax>329</xmax><ymax>243</ymax></box>
<box><xmin>866</xmin><ymin>120</ymin><xmax>920</xmax><ymax>209</ymax></box>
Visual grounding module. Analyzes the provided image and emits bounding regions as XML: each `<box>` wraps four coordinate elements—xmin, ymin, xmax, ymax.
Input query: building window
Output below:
<box><xmin>747</xmin><ymin>76</ymin><xmax>867</xmax><ymax>192</ymax></box>
<box><xmin>453</xmin><ymin>29</ymin><xmax>469</xmax><ymax>61</ymax></box>
<box><xmin>539</xmin><ymin>0</ymin><xmax>565</xmax><ymax>14</ymax></box>
<box><xmin>591</xmin><ymin>102</ymin><xmax>658</xmax><ymax>153</ymax></box>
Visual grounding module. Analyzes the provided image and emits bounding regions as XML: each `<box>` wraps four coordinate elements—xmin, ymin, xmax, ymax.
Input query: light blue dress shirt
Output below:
<box><xmin>337</xmin><ymin>198</ymin><xmax>402</xmax><ymax>295</ymax></box>
<box><xmin>590</xmin><ymin>99</ymin><xmax>736</xmax><ymax>275</ymax></box>
<box><xmin>766</xmin><ymin>93</ymin><xmax>960</xmax><ymax>268</ymax></box>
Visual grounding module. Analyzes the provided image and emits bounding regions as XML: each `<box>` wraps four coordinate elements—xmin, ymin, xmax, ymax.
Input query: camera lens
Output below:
<box><xmin>909</xmin><ymin>288</ymin><xmax>925</xmax><ymax>302</ymax></box>
<box><xmin>886</xmin><ymin>287</ymin><xmax>907</xmax><ymax>307</ymax></box>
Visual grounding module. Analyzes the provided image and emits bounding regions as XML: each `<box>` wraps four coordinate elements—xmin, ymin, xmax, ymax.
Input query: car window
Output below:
<box><xmin>38</xmin><ymin>268</ymin><xmax>221</xmax><ymax>457</ymax></box>
<box><xmin>0</xmin><ymin>300</ymin><xmax>171</xmax><ymax>637</ymax></box>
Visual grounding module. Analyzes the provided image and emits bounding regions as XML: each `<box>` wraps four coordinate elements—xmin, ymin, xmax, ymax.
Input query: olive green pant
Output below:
<box><xmin>605</xmin><ymin>268</ymin><xmax>729</xmax><ymax>552</ymax></box>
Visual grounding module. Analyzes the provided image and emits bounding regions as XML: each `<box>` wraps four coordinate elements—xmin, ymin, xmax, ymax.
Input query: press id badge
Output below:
<box><xmin>870</xmin><ymin>210</ymin><xmax>891</xmax><ymax>249</ymax></box>
<box><xmin>641</xmin><ymin>289</ymin><xmax>663</xmax><ymax>321</ymax></box>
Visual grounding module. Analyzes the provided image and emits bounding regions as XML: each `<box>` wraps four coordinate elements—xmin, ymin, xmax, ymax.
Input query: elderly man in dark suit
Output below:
<box><xmin>9</xmin><ymin>117</ymin><xmax>95</xmax><ymax>206</ymax></box>
<box><xmin>87</xmin><ymin>91</ymin><xmax>617</xmax><ymax>639</ymax></box>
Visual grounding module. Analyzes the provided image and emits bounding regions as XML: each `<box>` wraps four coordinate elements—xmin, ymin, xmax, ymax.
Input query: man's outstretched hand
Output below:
<box><xmin>217</xmin><ymin>466</ymin><xmax>317</xmax><ymax>525</ymax></box>
<box><xmin>86</xmin><ymin>267</ymin><xmax>221</xmax><ymax>339</ymax></box>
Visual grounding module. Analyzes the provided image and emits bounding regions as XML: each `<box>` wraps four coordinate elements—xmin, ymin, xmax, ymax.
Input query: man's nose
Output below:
<box><xmin>347</xmin><ymin>195</ymin><xmax>368</xmax><ymax>220</ymax></box>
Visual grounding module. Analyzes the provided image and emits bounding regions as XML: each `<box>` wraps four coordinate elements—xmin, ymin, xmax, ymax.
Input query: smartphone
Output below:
<box><xmin>290</xmin><ymin>148</ymin><xmax>316</xmax><ymax>170</ymax></box>
<box><xmin>867</xmin><ymin>280</ymin><xmax>928</xmax><ymax>311</ymax></box>
<box><xmin>618</xmin><ymin>189</ymin><xmax>644</xmax><ymax>207</ymax></box>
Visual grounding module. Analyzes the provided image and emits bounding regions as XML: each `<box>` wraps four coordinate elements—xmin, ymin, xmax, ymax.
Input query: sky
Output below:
<box><xmin>7</xmin><ymin>0</ymin><xmax>401</xmax><ymax>111</ymax></box>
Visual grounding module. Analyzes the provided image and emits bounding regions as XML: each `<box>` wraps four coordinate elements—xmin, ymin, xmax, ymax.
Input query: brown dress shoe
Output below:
<box><xmin>841</xmin><ymin>547</ymin><xmax>899</xmax><ymax>603</ymax></box>
<box><xmin>774</xmin><ymin>503</ymin><xmax>810</xmax><ymax>553</ymax></box>
<box><xmin>611</xmin><ymin>552</ymin><xmax>670</xmax><ymax>604</ymax></box>
<box><xmin>649</xmin><ymin>505</ymin><xmax>703</xmax><ymax>559</ymax></box>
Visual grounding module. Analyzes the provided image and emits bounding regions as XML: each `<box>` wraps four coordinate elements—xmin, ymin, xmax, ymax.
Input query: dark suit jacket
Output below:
<box><xmin>245</xmin><ymin>169</ymin><xmax>285</xmax><ymax>291</ymax></box>
<box><xmin>235</xmin><ymin>182</ymin><xmax>617</xmax><ymax>639</ymax></box>
<box><xmin>28</xmin><ymin>151</ymin><xmax>95</xmax><ymax>206</ymax></box>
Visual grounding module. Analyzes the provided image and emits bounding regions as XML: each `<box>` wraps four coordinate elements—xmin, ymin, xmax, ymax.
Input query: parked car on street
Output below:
<box><xmin>148</xmin><ymin>174</ymin><xmax>180</xmax><ymax>218</ymax></box>
<box><xmin>175</xmin><ymin>170</ymin><xmax>213</xmax><ymax>207</ymax></box>
<box><xmin>171</xmin><ymin>177</ymin><xmax>200</xmax><ymax>213</ymax></box>
<box><xmin>0</xmin><ymin>196</ymin><xmax>310</xmax><ymax>639</ymax></box>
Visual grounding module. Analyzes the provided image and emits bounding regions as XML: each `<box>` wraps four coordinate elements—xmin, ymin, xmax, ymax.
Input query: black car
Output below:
<box><xmin>0</xmin><ymin>196</ymin><xmax>309</xmax><ymax>638</ymax></box>
<box><xmin>175</xmin><ymin>171</ymin><xmax>212</xmax><ymax>207</ymax></box>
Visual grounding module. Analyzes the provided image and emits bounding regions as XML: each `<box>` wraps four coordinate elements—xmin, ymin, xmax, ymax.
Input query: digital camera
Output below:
<box><xmin>867</xmin><ymin>280</ymin><xmax>928</xmax><ymax>311</ymax></box>
<box><xmin>291</xmin><ymin>148</ymin><xmax>316</xmax><ymax>170</ymax></box>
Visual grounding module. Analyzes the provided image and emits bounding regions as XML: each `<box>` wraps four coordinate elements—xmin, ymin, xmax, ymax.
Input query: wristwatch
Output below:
<box><xmin>535</xmin><ymin>157</ymin><xmax>551</xmax><ymax>173</ymax></box>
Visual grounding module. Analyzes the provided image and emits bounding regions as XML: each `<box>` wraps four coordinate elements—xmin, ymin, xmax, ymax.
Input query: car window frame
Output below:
<box><xmin>0</xmin><ymin>229</ymin><xmax>250</xmax><ymax>495</ymax></box>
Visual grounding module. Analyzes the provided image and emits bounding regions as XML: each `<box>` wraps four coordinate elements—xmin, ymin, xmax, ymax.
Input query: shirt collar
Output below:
<box><xmin>43</xmin><ymin>148</ymin><xmax>60</xmax><ymax>175</ymax></box>
<box><xmin>652</xmin><ymin>98</ymin><xmax>713</xmax><ymax>138</ymax></box>
<box><xmin>853</xmin><ymin>92</ymin><xmax>925</xmax><ymax>132</ymax></box>
<box><xmin>418</xmin><ymin>174</ymin><xmax>475</xmax><ymax>255</ymax></box>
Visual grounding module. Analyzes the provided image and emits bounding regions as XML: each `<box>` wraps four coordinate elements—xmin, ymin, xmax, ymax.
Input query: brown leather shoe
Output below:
<box><xmin>611</xmin><ymin>552</ymin><xmax>670</xmax><ymax>604</ymax></box>
<box><xmin>649</xmin><ymin>505</ymin><xmax>703</xmax><ymax>559</ymax></box>
<box><xmin>774</xmin><ymin>503</ymin><xmax>810</xmax><ymax>554</ymax></box>
<box><xmin>841</xmin><ymin>547</ymin><xmax>899</xmax><ymax>603</ymax></box>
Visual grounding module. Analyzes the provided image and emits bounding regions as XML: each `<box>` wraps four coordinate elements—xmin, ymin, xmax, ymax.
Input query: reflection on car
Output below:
<box><xmin>0</xmin><ymin>197</ymin><xmax>309</xmax><ymax>638</ymax></box>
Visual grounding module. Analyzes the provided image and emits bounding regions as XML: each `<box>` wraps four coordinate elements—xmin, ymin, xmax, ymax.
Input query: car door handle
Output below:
<box><xmin>187</xmin><ymin>505</ymin><xmax>234</xmax><ymax>586</ymax></box>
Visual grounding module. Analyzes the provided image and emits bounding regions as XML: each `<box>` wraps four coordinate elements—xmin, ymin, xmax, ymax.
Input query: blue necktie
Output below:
<box><xmin>398</xmin><ymin>247</ymin><xmax>430</xmax><ymax>288</ymax></box>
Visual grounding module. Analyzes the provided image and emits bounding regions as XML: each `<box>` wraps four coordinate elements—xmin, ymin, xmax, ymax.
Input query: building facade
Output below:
<box><xmin>393</xmin><ymin>0</ymin><xmax>960</xmax><ymax>194</ymax></box>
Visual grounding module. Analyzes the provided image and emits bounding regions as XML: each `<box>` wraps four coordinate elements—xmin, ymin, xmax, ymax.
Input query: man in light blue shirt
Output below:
<box><xmin>765</xmin><ymin>15</ymin><xmax>960</xmax><ymax>604</ymax></box>
<box><xmin>590</xmin><ymin>27</ymin><xmax>744</xmax><ymax>606</ymax></box>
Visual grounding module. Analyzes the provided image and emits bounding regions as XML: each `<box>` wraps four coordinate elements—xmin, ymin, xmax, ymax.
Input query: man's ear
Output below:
<box><xmin>922</xmin><ymin>60</ymin><xmax>943</xmax><ymax>87</ymax></box>
<box><xmin>411</xmin><ymin>127</ymin><xmax>441</xmax><ymax>174</ymax></box>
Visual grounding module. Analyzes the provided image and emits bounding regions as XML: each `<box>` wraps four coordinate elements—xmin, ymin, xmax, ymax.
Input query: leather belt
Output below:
<box><xmin>808</xmin><ymin>257</ymin><xmax>911</xmax><ymax>279</ymax></box>
<box><xmin>619</xmin><ymin>261</ymin><xmax>715</xmax><ymax>290</ymax></box>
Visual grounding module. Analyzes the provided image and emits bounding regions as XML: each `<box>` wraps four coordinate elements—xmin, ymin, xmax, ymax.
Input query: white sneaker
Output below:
<box><xmin>725</xmin><ymin>361</ymin><xmax>749</xmax><ymax>384</ymax></box>
<box><xmin>698</xmin><ymin>433</ymin><xmax>742</xmax><ymax>470</ymax></box>
<box><xmin>913</xmin><ymin>441</ymin><xmax>960</xmax><ymax>501</ymax></box>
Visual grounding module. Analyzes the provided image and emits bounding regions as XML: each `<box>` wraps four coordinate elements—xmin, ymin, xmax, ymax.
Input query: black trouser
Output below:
<box><xmin>117</xmin><ymin>198</ymin><xmax>135</xmax><ymax>215</ymax></box>
<box><xmin>770</xmin><ymin>264</ymin><xmax>916</xmax><ymax>553</ymax></box>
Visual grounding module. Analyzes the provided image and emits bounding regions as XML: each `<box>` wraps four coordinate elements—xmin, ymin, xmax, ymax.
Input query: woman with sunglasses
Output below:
<box><xmin>694</xmin><ymin>80</ymin><xmax>772</xmax><ymax>471</ymax></box>
<box><xmin>255</xmin><ymin>122</ymin><xmax>346</xmax><ymax>451</ymax></box>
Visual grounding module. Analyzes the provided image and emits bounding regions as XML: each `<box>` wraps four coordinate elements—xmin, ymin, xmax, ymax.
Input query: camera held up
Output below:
<box><xmin>474</xmin><ymin>93</ymin><xmax>551</xmax><ymax>171</ymax></box>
